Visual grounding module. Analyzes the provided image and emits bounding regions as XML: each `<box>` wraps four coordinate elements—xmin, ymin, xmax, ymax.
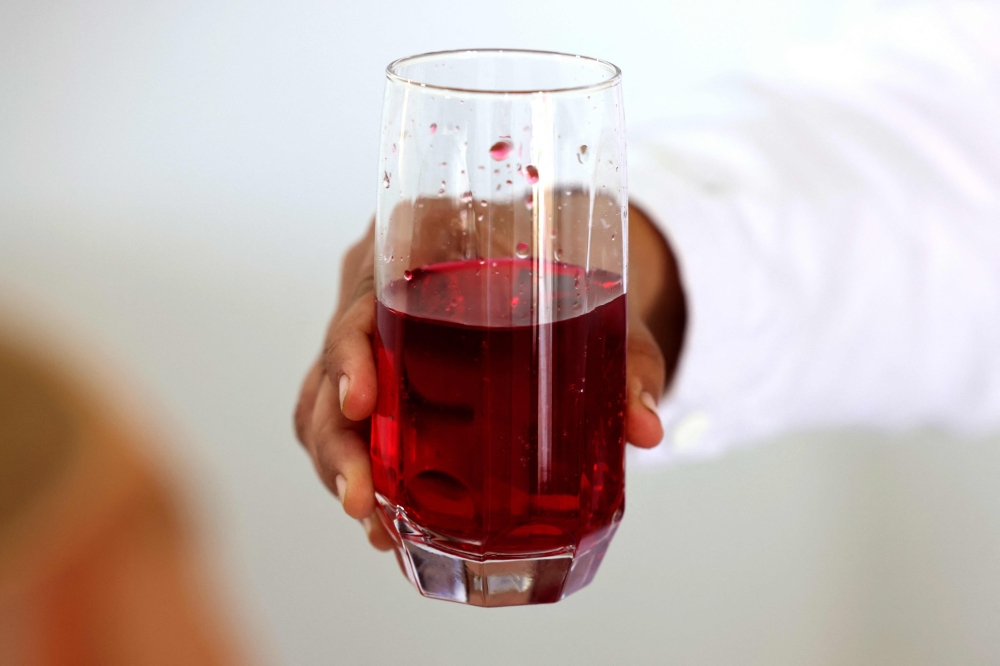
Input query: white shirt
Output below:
<box><xmin>628</xmin><ymin>0</ymin><xmax>1000</xmax><ymax>466</ymax></box>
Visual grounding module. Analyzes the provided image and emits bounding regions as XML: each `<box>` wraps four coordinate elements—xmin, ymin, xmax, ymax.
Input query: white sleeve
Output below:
<box><xmin>628</xmin><ymin>1</ymin><xmax>1000</xmax><ymax>467</ymax></box>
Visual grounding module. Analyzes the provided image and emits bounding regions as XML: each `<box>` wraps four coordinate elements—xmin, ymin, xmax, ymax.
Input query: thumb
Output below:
<box><xmin>626</xmin><ymin>319</ymin><xmax>666</xmax><ymax>448</ymax></box>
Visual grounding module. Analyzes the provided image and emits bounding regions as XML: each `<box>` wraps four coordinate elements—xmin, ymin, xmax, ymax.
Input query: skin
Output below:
<box><xmin>293</xmin><ymin>203</ymin><xmax>686</xmax><ymax>550</ymax></box>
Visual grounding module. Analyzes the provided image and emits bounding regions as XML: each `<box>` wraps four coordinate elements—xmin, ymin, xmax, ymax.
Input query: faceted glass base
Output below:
<box><xmin>377</xmin><ymin>496</ymin><xmax>619</xmax><ymax>606</ymax></box>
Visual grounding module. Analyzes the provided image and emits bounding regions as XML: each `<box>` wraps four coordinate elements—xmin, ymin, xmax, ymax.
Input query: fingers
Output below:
<box><xmin>322</xmin><ymin>294</ymin><xmax>379</xmax><ymax>423</ymax></box>
<box><xmin>626</xmin><ymin>320</ymin><xmax>666</xmax><ymax>449</ymax></box>
<box><xmin>309</xmin><ymin>376</ymin><xmax>376</xmax><ymax>519</ymax></box>
<box><xmin>361</xmin><ymin>512</ymin><xmax>395</xmax><ymax>552</ymax></box>
<box><xmin>294</xmin><ymin>361</ymin><xmax>324</xmax><ymax>446</ymax></box>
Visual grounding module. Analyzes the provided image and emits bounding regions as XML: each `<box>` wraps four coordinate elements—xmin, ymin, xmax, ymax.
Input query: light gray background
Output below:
<box><xmin>3</xmin><ymin>0</ymin><xmax>999</xmax><ymax>664</ymax></box>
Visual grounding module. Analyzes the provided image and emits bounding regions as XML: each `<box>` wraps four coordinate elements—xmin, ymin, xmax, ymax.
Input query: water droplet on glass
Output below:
<box><xmin>479</xmin><ymin>200</ymin><xmax>487</xmax><ymax>208</ymax></box>
<box><xmin>477</xmin><ymin>214</ymin><xmax>484</xmax><ymax>221</ymax></box>
<box><xmin>392</xmin><ymin>143</ymin><xmax>397</xmax><ymax>153</ymax></box>
<box><xmin>441</xmin><ymin>161</ymin><xmax>448</xmax><ymax>167</ymax></box>
<box><xmin>611</xmin><ymin>233</ymin><xmax>616</xmax><ymax>241</ymax></box>
<box><xmin>438</xmin><ymin>187</ymin><xmax>446</xmax><ymax>196</ymax></box>
<box><xmin>524</xmin><ymin>165</ymin><xmax>539</xmax><ymax>184</ymax></box>
<box><xmin>525</xmin><ymin>193</ymin><xmax>534</xmax><ymax>210</ymax></box>
<box><xmin>430</xmin><ymin>123</ymin><xmax>437</xmax><ymax>134</ymax></box>
<box><xmin>489</xmin><ymin>140</ymin><xmax>513</xmax><ymax>161</ymax></box>
<box><xmin>460</xmin><ymin>191</ymin><xmax>473</xmax><ymax>204</ymax></box>
<box><xmin>506</xmin><ymin>179</ymin><xmax>512</xmax><ymax>185</ymax></box>
<box><xmin>515</xmin><ymin>242</ymin><xmax>529</xmax><ymax>258</ymax></box>
<box><xmin>478</xmin><ymin>258</ymin><xmax>486</xmax><ymax>266</ymax></box>
<box><xmin>577</xmin><ymin>144</ymin><xmax>588</xmax><ymax>163</ymax></box>
<box><xmin>382</xmin><ymin>171</ymin><xmax>391</xmax><ymax>188</ymax></box>
<box><xmin>403</xmin><ymin>270</ymin><xmax>413</xmax><ymax>281</ymax></box>
<box><xmin>554</xmin><ymin>248</ymin><xmax>563</xmax><ymax>261</ymax></box>
<box><xmin>510</xmin><ymin>296</ymin><xmax>520</xmax><ymax>307</ymax></box>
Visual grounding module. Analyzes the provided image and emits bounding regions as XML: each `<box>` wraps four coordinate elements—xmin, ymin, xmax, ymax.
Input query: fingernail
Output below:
<box><xmin>335</xmin><ymin>474</ymin><xmax>347</xmax><ymax>503</ymax></box>
<box><xmin>338</xmin><ymin>374</ymin><xmax>349</xmax><ymax>411</ymax></box>
<box><xmin>640</xmin><ymin>391</ymin><xmax>659</xmax><ymax>414</ymax></box>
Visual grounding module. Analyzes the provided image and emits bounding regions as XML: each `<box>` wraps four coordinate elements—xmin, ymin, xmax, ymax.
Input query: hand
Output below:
<box><xmin>293</xmin><ymin>221</ymin><xmax>394</xmax><ymax>550</ymax></box>
<box><xmin>294</xmin><ymin>204</ymin><xmax>686</xmax><ymax>549</ymax></box>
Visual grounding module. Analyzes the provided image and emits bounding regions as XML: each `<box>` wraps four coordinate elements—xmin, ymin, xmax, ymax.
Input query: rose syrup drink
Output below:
<box><xmin>374</xmin><ymin>48</ymin><xmax>627</xmax><ymax>605</ymax></box>
<box><xmin>372</xmin><ymin>257</ymin><xmax>627</xmax><ymax>605</ymax></box>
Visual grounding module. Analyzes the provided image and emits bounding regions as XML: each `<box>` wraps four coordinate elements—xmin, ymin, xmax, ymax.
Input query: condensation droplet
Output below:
<box><xmin>577</xmin><ymin>144</ymin><xmax>588</xmax><ymax>163</ymax></box>
<box><xmin>525</xmin><ymin>193</ymin><xmax>534</xmax><ymax>210</ymax></box>
<box><xmin>392</xmin><ymin>143</ymin><xmax>397</xmax><ymax>153</ymax></box>
<box><xmin>554</xmin><ymin>248</ymin><xmax>563</xmax><ymax>261</ymax></box>
<box><xmin>489</xmin><ymin>140</ymin><xmax>513</xmax><ymax>161</ymax></box>
<box><xmin>515</xmin><ymin>242</ymin><xmax>529</xmax><ymax>258</ymax></box>
<box><xmin>403</xmin><ymin>270</ymin><xmax>413</xmax><ymax>281</ymax></box>
<box><xmin>430</xmin><ymin>123</ymin><xmax>437</xmax><ymax>134</ymax></box>
<box><xmin>477</xmin><ymin>214</ymin><xmax>484</xmax><ymax>221</ymax></box>
<box><xmin>611</xmin><ymin>233</ymin><xmax>616</xmax><ymax>241</ymax></box>
<box><xmin>382</xmin><ymin>171</ymin><xmax>391</xmax><ymax>188</ymax></box>
<box><xmin>460</xmin><ymin>191</ymin><xmax>473</xmax><ymax>204</ymax></box>
<box><xmin>524</xmin><ymin>164</ymin><xmax>539</xmax><ymax>184</ymax></box>
<box><xmin>438</xmin><ymin>187</ymin><xmax>446</xmax><ymax>196</ymax></box>
<box><xmin>479</xmin><ymin>200</ymin><xmax>487</xmax><ymax>208</ymax></box>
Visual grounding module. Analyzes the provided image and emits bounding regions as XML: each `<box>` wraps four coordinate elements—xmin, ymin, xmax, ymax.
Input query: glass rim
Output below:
<box><xmin>385</xmin><ymin>48</ymin><xmax>622</xmax><ymax>96</ymax></box>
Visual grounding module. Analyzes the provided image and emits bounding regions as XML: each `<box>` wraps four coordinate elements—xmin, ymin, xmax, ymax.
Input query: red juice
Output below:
<box><xmin>371</xmin><ymin>257</ymin><xmax>627</xmax><ymax>567</ymax></box>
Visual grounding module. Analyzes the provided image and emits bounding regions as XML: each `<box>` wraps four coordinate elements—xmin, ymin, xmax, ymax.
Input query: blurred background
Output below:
<box><xmin>3</xmin><ymin>0</ymin><xmax>1000</xmax><ymax>664</ymax></box>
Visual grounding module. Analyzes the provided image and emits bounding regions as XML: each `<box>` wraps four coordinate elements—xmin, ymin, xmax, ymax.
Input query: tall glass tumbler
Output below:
<box><xmin>371</xmin><ymin>50</ymin><xmax>627</xmax><ymax>606</ymax></box>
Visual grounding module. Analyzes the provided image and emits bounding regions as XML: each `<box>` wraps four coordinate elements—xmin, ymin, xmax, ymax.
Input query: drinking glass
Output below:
<box><xmin>371</xmin><ymin>49</ymin><xmax>627</xmax><ymax>606</ymax></box>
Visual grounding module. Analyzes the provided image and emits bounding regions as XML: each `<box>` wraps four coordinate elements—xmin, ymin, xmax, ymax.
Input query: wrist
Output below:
<box><xmin>628</xmin><ymin>203</ymin><xmax>687</xmax><ymax>391</ymax></box>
